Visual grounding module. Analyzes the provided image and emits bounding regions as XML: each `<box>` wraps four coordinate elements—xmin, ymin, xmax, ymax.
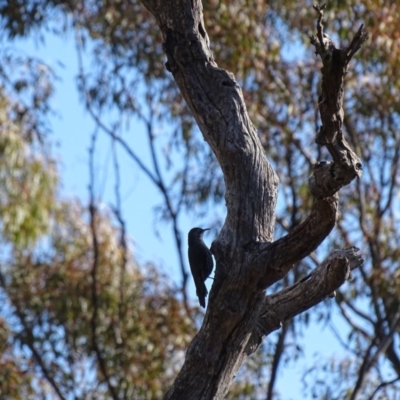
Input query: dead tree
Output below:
<box><xmin>139</xmin><ymin>1</ymin><xmax>367</xmax><ymax>398</ymax></box>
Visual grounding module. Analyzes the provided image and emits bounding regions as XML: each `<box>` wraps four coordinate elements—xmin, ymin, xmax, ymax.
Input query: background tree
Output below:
<box><xmin>0</xmin><ymin>48</ymin><xmax>194</xmax><ymax>399</ymax></box>
<box><xmin>0</xmin><ymin>1</ymin><xmax>399</xmax><ymax>399</ymax></box>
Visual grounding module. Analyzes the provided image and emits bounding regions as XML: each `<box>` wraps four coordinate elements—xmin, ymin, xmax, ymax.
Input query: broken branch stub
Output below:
<box><xmin>310</xmin><ymin>4</ymin><xmax>368</xmax><ymax>187</ymax></box>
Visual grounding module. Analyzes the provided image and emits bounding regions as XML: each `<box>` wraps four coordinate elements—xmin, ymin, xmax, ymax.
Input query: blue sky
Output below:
<box><xmin>12</xmin><ymin>29</ymin><xmax>355</xmax><ymax>400</ymax></box>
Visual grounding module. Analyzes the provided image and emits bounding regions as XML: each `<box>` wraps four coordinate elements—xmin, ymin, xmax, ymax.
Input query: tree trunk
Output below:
<box><xmin>139</xmin><ymin>1</ymin><xmax>367</xmax><ymax>398</ymax></box>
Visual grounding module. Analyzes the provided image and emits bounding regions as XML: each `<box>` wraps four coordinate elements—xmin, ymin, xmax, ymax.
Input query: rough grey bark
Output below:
<box><xmin>139</xmin><ymin>1</ymin><xmax>367</xmax><ymax>398</ymax></box>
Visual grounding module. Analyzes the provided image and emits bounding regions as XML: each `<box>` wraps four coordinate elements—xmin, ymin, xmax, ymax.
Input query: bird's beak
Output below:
<box><xmin>202</xmin><ymin>228</ymin><xmax>210</xmax><ymax>232</ymax></box>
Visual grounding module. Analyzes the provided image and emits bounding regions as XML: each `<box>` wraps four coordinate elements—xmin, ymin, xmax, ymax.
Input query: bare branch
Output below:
<box><xmin>379</xmin><ymin>132</ymin><xmax>400</xmax><ymax>217</ymax></box>
<box><xmin>266</xmin><ymin>321</ymin><xmax>289</xmax><ymax>400</ymax></box>
<box><xmin>254</xmin><ymin>193</ymin><xmax>338</xmax><ymax>289</ymax></box>
<box><xmin>340</xmin><ymin>297</ymin><xmax>375</xmax><ymax>326</ymax></box>
<box><xmin>142</xmin><ymin>110</ymin><xmax>190</xmax><ymax>309</ymax></box>
<box><xmin>368</xmin><ymin>377</ymin><xmax>400</xmax><ymax>400</ymax></box>
<box><xmin>310</xmin><ymin>6</ymin><xmax>367</xmax><ymax>179</ymax></box>
<box><xmin>251</xmin><ymin>6</ymin><xmax>368</xmax><ymax>288</ymax></box>
<box><xmin>88</xmin><ymin>130</ymin><xmax>119</xmax><ymax>400</ymax></box>
<box><xmin>346</xmin><ymin>24</ymin><xmax>369</xmax><ymax>61</ymax></box>
<box><xmin>384</xmin><ymin>341</ymin><xmax>400</xmax><ymax>377</ymax></box>
<box><xmin>247</xmin><ymin>247</ymin><xmax>363</xmax><ymax>354</ymax></box>
<box><xmin>312</xmin><ymin>3</ymin><xmax>327</xmax><ymax>48</ymax></box>
<box><xmin>350</xmin><ymin>313</ymin><xmax>400</xmax><ymax>400</ymax></box>
<box><xmin>329</xmin><ymin>321</ymin><xmax>359</xmax><ymax>356</ymax></box>
<box><xmin>110</xmin><ymin>138</ymin><xmax>128</xmax><ymax>344</ymax></box>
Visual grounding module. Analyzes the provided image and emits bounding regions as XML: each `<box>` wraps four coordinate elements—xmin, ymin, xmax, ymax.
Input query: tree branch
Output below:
<box><xmin>88</xmin><ymin>131</ymin><xmax>119</xmax><ymax>400</ymax></box>
<box><xmin>310</xmin><ymin>5</ymin><xmax>367</xmax><ymax>178</ymax></box>
<box><xmin>368</xmin><ymin>377</ymin><xmax>400</xmax><ymax>400</ymax></box>
<box><xmin>110</xmin><ymin>138</ymin><xmax>128</xmax><ymax>345</ymax></box>
<box><xmin>254</xmin><ymin>192</ymin><xmax>338</xmax><ymax>289</ymax></box>
<box><xmin>251</xmin><ymin>7</ymin><xmax>367</xmax><ymax>288</ymax></box>
<box><xmin>266</xmin><ymin>321</ymin><xmax>289</xmax><ymax>400</ymax></box>
<box><xmin>349</xmin><ymin>313</ymin><xmax>400</xmax><ymax>400</ymax></box>
<box><xmin>247</xmin><ymin>247</ymin><xmax>363</xmax><ymax>354</ymax></box>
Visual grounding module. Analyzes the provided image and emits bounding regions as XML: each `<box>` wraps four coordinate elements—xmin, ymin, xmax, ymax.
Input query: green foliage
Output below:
<box><xmin>0</xmin><ymin>102</ymin><xmax>57</xmax><ymax>247</ymax></box>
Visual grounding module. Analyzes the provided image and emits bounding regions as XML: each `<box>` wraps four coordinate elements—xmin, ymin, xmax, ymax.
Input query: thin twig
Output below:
<box><xmin>345</xmin><ymin>298</ymin><xmax>375</xmax><ymax>326</ymax></box>
<box><xmin>329</xmin><ymin>320</ymin><xmax>358</xmax><ymax>356</ymax></box>
<box><xmin>313</xmin><ymin>3</ymin><xmax>327</xmax><ymax>49</ymax></box>
<box><xmin>337</xmin><ymin>300</ymin><xmax>371</xmax><ymax>342</ymax></box>
<box><xmin>88</xmin><ymin>129</ymin><xmax>119</xmax><ymax>400</ymax></box>
<box><xmin>142</xmin><ymin>108</ymin><xmax>190</xmax><ymax>311</ymax></box>
<box><xmin>111</xmin><ymin>137</ymin><xmax>128</xmax><ymax>341</ymax></box>
<box><xmin>349</xmin><ymin>313</ymin><xmax>400</xmax><ymax>400</ymax></box>
<box><xmin>367</xmin><ymin>377</ymin><xmax>400</xmax><ymax>400</ymax></box>
<box><xmin>379</xmin><ymin>131</ymin><xmax>400</xmax><ymax>217</ymax></box>
<box><xmin>346</xmin><ymin>24</ymin><xmax>369</xmax><ymax>61</ymax></box>
<box><xmin>265</xmin><ymin>321</ymin><xmax>289</xmax><ymax>400</ymax></box>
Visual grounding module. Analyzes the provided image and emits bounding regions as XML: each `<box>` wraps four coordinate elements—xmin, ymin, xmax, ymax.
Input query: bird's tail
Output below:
<box><xmin>197</xmin><ymin>282</ymin><xmax>208</xmax><ymax>308</ymax></box>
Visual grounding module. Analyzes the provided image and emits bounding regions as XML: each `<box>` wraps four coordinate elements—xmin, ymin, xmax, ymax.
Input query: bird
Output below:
<box><xmin>188</xmin><ymin>227</ymin><xmax>214</xmax><ymax>308</ymax></box>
